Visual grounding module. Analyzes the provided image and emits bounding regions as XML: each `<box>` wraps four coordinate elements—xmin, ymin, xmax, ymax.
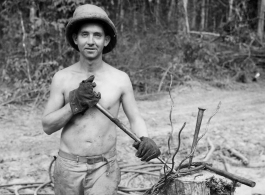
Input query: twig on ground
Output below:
<box><xmin>219</xmin><ymin>154</ymin><xmax>231</xmax><ymax>172</ymax></box>
<box><xmin>118</xmin><ymin>190</ymin><xmax>138</xmax><ymax>195</ymax></box>
<box><xmin>122</xmin><ymin>164</ymin><xmax>162</xmax><ymax>170</ymax></box>
<box><xmin>225</xmin><ymin>147</ymin><xmax>249</xmax><ymax>166</ymax></box>
<box><xmin>219</xmin><ymin>152</ymin><xmax>243</xmax><ymax>166</ymax></box>
<box><xmin>203</xmin><ymin>137</ymin><xmax>215</xmax><ymax>162</ymax></box>
<box><xmin>34</xmin><ymin>181</ymin><xmax>52</xmax><ymax>195</ymax></box>
<box><xmin>119</xmin><ymin>162</ymin><xmax>146</xmax><ymax>169</ymax></box>
<box><xmin>125</xmin><ymin>173</ymin><xmax>139</xmax><ymax>187</ymax></box>
<box><xmin>0</xmin><ymin>183</ymin><xmax>44</xmax><ymax>188</ymax></box>
<box><xmin>14</xmin><ymin>184</ymin><xmax>40</xmax><ymax>195</ymax></box>
<box><xmin>121</xmin><ymin>169</ymin><xmax>159</xmax><ymax>176</ymax></box>
<box><xmin>119</xmin><ymin>186</ymin><xmax>151</xmax><ymax>192</ymax></box>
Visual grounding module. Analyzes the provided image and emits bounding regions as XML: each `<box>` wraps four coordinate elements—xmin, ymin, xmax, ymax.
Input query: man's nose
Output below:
<box><xmin>87</xmin><ymin>35</ymin><xmax>95</xmax><ymax>45</ymax></box>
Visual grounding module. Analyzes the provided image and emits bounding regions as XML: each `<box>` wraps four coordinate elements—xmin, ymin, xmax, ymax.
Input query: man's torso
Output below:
<box><xmin>58</xmin><ymin>63</ymin><xmax>126</xmax><ymax>156</ymax></box>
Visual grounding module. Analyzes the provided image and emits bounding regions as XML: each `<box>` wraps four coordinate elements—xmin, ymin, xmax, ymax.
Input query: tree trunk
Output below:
<box><xmin>228</xmin><ymin>0</ymin><xmax>234</xmax><ymax>21</ymax></box>
<box><xmin>258</xmin><ymin>0</ymin><xmax>265</xmax><ymax>41</ymax></box>
<box><xmin>167</xmin><ymin>0</ymin><xmax>176</xmax><ymax>23</ymax></box>
<box><xmin>200</xmin><ymin>0</ymin><xmax>205</xmax><ymax>30</ymax></box>
<box><xmin>29</xmin><ymin>2</ymin><xmax>37</xmax><ymax>31</ymax></box>
<box><xmin>183</xmin><ymin>0</ymin><xmax>190</xmax><ymax>34</ymax></box>
<box><xmin>119</xmin><ymin>0</ymin><xmax>124</xmax><ymax>32</ymax></box>
<box><xmin>157</xmin><ymin>170</ymin><xmax>235</xmax><ymax>195</ymax></box>
<box><xmin>133</xmin><ymin>5</ymin><xmax>138</xmax><ymax>32</ymax></box>
<box><xmin>205</xmin><ymin>0</ymin><xmax>209</xmax><ymax>30</ymax></box>
<box><xmin>19</xmin><ymin>10</ymin><xmax>32</xmax><ymax>83</ymax></box>
<box><xmin>177</xmin><ymin>0</ymin><xmax>189</xmax><ymax>34</ymax></box>
<box><xmin>142</xmin><ymin>0</ymin><xmax>147</xmax><ymax>33</ymax></box>
<box><xmin>190</xmin><ymin>0</ymin><xmax>197</xmax><ymax>30</ymax></box>
<box><xmin>155</xmin><ymin>0</ymin><xmax>160</xmax><ymax>25</ymax></box>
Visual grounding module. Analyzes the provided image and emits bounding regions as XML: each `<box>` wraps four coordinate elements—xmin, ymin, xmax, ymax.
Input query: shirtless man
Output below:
<box><xmin>42</xmin><ymin>4</ymin><xmax>161</xmax><ymax>195</ymax></box>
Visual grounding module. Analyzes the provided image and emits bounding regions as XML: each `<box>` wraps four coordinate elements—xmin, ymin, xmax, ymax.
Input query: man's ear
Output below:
<box><xmin>104</xmin><ymin>35</ymin><xmax>111</xmax><ymax>47</ymax></box>
<box><xmin>72</xmin><ymin>34</ymin><xmax>77</xmax><ymax>45</ymax></box>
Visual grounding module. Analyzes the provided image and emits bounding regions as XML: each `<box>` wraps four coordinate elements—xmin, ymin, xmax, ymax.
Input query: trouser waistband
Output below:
<box><xmin>58</xmin><ymin>147</ymin><xmax>116</xmax><ymax>164</ymax></box>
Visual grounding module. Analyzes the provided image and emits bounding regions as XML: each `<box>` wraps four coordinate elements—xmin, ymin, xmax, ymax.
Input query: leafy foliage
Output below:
<box><xmin>0</xmin><ymin>0</ymin><xmax>262</xmax><ymax>106</ymax></box>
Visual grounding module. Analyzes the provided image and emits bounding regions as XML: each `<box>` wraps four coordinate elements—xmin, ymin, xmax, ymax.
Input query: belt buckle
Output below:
<box><xmin>86</xmin><ymin>155</ymin><xmax>105</xmax><ymax>164</ymax></box>
<box><xmin>86</xmin><ymin>157</ymin><xmax>94</xmax><ymax>164</ymax></box>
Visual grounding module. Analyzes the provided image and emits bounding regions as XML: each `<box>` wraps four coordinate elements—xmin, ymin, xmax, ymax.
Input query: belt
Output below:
<box><xmin>58</xmin><ymin>147</ymin><xmax>116</xmax><ymax>164</ymax></box>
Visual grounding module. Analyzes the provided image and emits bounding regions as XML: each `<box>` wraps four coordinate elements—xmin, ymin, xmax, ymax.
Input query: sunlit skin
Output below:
<box><xmin>42</xmin><ymin>22</ymin><xmax>149</xmax><ymax>157</ymax></box>
<box><xmin>73</xmin><ymin>23</ymin><xmax>110</xmax><ymax>61</ymax></box>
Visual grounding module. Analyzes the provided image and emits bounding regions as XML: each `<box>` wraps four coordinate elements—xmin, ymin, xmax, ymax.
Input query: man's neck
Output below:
<box><xmin>78</xmin><ymin>55</ymin><xmax>104</xmax><ymax>73</ymax></box>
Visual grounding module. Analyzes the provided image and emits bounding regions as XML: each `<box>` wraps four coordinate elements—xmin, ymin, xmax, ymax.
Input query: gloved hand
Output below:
<box><xmin>133</xmin><ymin>137</ymin><xmax>161</xmax><ymax>162</ymax></box>
<box><xmin>69</xmin><ymin>75</ymin><xmax>101</xmax><ymax>115</ymax></box>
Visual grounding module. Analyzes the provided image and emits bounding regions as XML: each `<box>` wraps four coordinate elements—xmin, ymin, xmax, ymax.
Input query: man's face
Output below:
<box><xmin>73</xmin><ymin>23</ymin><xmax>110</xmax><ymax>60</ymax></box>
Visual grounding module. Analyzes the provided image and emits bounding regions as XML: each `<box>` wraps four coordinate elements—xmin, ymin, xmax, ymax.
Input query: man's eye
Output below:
<box><xmin>94</xmin><ymin>34</ymin><xmax>102</xmax><ymax>37</ymax></box>
<box><xmin>81</xmin><ymin>33</ymin><xmax>88</xmax><ymax>37</ymax></box>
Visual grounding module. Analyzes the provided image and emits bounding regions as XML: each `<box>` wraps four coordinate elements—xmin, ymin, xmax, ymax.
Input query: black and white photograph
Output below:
<box><xmin>0</xmin><ymin>0</ymin><xmax>264</xmax><ymax>195</ymax></box>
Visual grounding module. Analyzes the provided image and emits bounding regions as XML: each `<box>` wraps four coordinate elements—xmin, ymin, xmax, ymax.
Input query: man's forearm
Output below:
<box><xmin>131</xmin><ymin>118</ymin><xmax>148</xmax><ymax>138</ymax></box>
<box><xmin>42</xmin><ymin>103</ymin><xmax>73</xmax><ymax>135</ymax></box>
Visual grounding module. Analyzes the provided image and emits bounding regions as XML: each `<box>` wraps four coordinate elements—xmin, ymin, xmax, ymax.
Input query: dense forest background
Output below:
<box><xmin>0</xmin><ymin>0</ymin><xmax>265</xmax><ymax>106</ymax></box>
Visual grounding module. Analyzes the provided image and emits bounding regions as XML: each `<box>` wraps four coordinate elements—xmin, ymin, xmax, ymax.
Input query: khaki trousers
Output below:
<box><xmin>54</xmin><ymin>151</ymin><xmax>121</xmax><ymax>195</ymax></box>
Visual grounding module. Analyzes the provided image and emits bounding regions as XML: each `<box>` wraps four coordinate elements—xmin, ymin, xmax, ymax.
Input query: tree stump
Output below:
<box><xmin>157</xmin><ymin>170</ymin><xmax>235</xmax><ymax>195</ymax></box>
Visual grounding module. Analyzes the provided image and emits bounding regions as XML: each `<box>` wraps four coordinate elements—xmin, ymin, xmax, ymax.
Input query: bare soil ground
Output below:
<box><xmin>0</xmin><ymin>79</ymin><xmax>265</xmax><ymax>195</ymax></box>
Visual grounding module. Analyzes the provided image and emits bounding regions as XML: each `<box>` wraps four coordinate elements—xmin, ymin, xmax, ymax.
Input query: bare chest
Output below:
<box><xmin>62</xmin><ymin>75</ymin><xmax>122</xmax><ymax>110</ymax></box>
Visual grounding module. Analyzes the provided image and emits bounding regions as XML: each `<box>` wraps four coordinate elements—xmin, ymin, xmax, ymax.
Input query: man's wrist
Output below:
<box><xmin>65</xmin><ymin>103</ymin><xmax>74</xmax><ymax>115</ymax></box>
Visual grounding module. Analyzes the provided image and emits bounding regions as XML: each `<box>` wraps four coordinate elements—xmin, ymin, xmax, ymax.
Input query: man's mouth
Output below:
<box><xmin>85</xmin><ymin>48</ymin><xmax>97</xmax><ymax>51</ymax></box>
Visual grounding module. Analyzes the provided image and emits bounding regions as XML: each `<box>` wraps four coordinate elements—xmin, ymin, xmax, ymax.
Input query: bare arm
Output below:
<box><xmin>121</xmin><ymin>73</ymin><xmax>161</xmax><ymax>162</ymax></box>
<box><xmin>121</xmin><ymin>74</ymin><xmax>148</xmax><ymax>138</ymax></box>
<box><xmin>42</xmin><ymin>72</ymin><xmax>73</xmax><ymax>135</ymax></box>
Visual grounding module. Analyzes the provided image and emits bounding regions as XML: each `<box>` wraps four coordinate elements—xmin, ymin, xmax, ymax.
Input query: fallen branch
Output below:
<box><xmin>219</xmin><ymin>154</ymin><xmax>231</xmax><ymax>172</ymax></box>
<box><xmin>34</xmin><ymin>181</ymin><xmax>52</xmax><ymax>195</ymax></box>
<box><xmin>219</xmin><ymin>152</ymin><xmax>243</xmax><ymax>167</ymax></box>
<box><xmin>121</xmin><ymin>169</ymin><xmax>159</xmax><ymax>176</ymax></box>
<box><xmin>119</xmin><ymin>186</ymin><xmax>151</xmax><ymax>192</ymax></box>
<box><xmin>225</xmin><ymin>147</ymin><xmax>249</xmax><ymax>166</ymax></box>
<box><xmin>118</xmin><ymin>190</ymin><xmax>138</xmax><ymax>195</ymax></box>
<box><xmin>125</xmin><ymin>173</ymin><xmax>139</xmax><ymax>187</ymax></box>
<box><xmin>205</xmin><ymin>164</ymin><xmax>255</xmax><ymax>187</ymax></box>
<box><xmin>189</xmin><ymin>30</ymin><xmax>220</xmax><ymax>37</ymax></box>
<box><xmin>15</xmin><ymin>184</ymin><xmax>40</xmax><ymax>195</ymax></box>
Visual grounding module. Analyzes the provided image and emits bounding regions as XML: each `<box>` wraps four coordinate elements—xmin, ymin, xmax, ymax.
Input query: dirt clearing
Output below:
<box><xmin>0</xmin><ymin>80</ymin><xmax>264</xmax><ymax>195</ymax></box>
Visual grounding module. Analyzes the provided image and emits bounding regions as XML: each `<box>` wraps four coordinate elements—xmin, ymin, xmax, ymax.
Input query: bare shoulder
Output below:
<box><xmin>51</xmin><ymin>64</ymin><xmax>76</xmax><ymax>85</ymax></box>
<box><xmin>104</xmin><ymin>63</ymin><xmax>131</xmax><ymax>86</ymax></box>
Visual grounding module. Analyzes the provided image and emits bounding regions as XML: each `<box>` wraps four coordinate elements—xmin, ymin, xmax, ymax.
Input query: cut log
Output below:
<box><xmin>156</xmin><ymin>170</ymin><xmax>235</xmax><ymax>195</ymax></box>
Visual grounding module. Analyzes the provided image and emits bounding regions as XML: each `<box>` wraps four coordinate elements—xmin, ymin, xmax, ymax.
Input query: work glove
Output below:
<box><xmin>133</xmin><ymin>137</ymin><xmax>161</xmax><ymax>162</ymax></box>
<box><xmin>69</xmin><ymin>75</ymin><xmax>101</xmax><ymax>115</ymax></box>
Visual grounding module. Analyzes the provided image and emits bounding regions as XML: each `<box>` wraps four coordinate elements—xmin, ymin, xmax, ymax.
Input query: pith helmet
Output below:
<box><xmin>65</xmin><ymin>4</ymin><xmax>117</xmax><ymax>54</ymax></box>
